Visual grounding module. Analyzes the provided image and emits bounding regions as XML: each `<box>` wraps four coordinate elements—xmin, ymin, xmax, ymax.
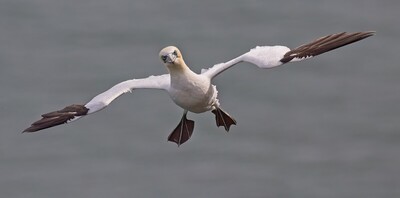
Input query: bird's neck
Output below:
<box><xmin>167</xmin><ymin>60</ymin><xmax>199</xmax><ymax>83</ymax></box>
<box><xmin>167</xmin><ymin>59</ymin><xmax>194</xmax><ymax>74</ymax></box>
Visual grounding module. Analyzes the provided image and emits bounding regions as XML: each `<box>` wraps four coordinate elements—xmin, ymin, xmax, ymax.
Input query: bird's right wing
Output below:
<box><xmin>202</xmin><ymin>31</ymin><xmax>375</xmax><ymax>79</ymax></box>
<box><xmin>23</xmin><ymin>74</ymin><xmax>170</xmax><ymax>132</ymax></box>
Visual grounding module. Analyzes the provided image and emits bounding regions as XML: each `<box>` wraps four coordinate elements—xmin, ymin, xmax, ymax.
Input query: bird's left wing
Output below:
<box><xmin>202</xmin><ymin>31</ymin><xmax>375</xmax><ymax>79</ymax></box>
<box><xmin>23</xmin><ymin>74</ymin><xmax>170</xmax><ymax>132</ymax></box>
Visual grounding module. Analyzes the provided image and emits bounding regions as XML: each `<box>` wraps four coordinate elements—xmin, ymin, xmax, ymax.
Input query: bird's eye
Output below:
<box><xmin>161</xmin><ymin>55</ymin><xmax>167</xmax><ymax>63</ymax></box>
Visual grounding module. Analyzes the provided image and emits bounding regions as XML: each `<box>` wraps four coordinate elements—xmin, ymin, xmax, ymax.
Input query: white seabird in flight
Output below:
<box><xmin>24</xmin><ymin>31</ymin><xmax>375</xmax><ymax>146</ymax></box>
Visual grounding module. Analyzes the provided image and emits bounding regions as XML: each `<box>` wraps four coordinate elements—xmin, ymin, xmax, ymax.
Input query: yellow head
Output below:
<box><xmin>159</xmin><ymin>46</ymin><xmax>187</xmax><ymax>71</ymax></box>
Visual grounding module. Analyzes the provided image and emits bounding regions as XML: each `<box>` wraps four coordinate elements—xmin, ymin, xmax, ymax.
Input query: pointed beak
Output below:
<box><xmin>164</xmin><ymin>53</ymin><xmax>177</xmax><ymax>64</ymax></box>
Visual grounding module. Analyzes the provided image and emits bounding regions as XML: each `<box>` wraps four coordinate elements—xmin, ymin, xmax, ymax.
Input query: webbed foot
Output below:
<box><xmin>168</xmin><ymin>112</ymin><xmax>194</xmax><ymax>146</ymax></box>
<box><xmin>212</xmin><ymin>108</ymin><xmax>237</xmax><ymax>131</ymax></box>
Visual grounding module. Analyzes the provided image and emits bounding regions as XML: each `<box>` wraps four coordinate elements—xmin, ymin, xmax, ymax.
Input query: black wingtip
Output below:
<box><xmin>22</xmin><ymin>128</ymin><xmax>34</xmax><ymax>133</ymax></box>
<box><xmin>280</xmin><ymin>31</ymin><xmax>376</xmax><ymax>63</ymax></box>
<box><xmin>23</xmin><ymin>126</ymin><xmax>43</xmax><ymax>133</ymax></box>
<box><xmin>364</xmin><ymin>30</ymin><xmax>376</xmax><ymax>36</ymax></box>
<box><xmin>23</xmin><ymin>104</ymin><xmax>89</xmax><ymax>133</ymax></box>
<box><xmin>350</xmin><ymin>31</ymin><xmax>376</xmax><ymax>41</ymax></box>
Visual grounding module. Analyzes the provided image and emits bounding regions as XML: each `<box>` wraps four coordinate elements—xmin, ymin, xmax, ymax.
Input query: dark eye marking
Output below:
<box><xmin>161</xmin><ymin>55</ymin><xmax>168</xmax><ymax>63</ymax></box>
<box><xmin>172</xmin><ymin>50</ymin><xmax>178</xmax><ymax>56</ymax></box>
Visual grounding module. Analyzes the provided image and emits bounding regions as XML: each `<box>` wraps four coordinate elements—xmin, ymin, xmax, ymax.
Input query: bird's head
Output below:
<box><xmin>159</xmin><ymin>46</ymin><xmax>186</xmax><ymax>70</ymax></box>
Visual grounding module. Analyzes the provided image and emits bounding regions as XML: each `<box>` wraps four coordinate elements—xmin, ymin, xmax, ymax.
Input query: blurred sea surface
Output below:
<box><xmin>1</xmin><ymin>0</ymin><xmax>399</xmax><ymax>197</ymax></box>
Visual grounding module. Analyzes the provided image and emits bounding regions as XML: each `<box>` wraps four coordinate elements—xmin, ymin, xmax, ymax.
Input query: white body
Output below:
<box><xmin>168</xmin><ymin>70</ymin><xmax>218</xmax><ymax>113</ymax></box>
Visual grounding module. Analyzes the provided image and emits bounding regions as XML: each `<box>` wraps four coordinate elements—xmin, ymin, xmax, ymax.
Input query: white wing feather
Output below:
<box><xmin>85</xmin><ymin>74</ymin><xmax>170</xmax><ymax>114</ymax></box>
<box><xmin>201</xmin><ymin>45</ymin><xmax>290</xmax><ymax>79</ymax></box>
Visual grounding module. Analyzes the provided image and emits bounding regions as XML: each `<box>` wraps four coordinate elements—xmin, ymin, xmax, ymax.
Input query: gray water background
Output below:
<box><xmin>1</xmin><ymin>0</ymin><xmax>399</xmax><ymax>197</ymax></box>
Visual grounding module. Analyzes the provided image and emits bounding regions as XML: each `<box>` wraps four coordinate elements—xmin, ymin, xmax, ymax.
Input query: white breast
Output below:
<box><xmin>167</xmin><ymin>72</ymin><xmax>218</xmax><ymax>113</ymax></box>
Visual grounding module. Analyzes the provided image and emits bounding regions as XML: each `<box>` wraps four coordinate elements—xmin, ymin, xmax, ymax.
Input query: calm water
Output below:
<box><xmin>1</xmin><ymin>0</ymin><xmax>399</xmax><ymax>197</ymax></box>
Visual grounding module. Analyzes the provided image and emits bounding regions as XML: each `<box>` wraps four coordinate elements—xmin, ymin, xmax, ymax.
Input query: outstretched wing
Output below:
<box><xmin>23</xmin><ymin>74</ymin><xmax>170</xmax><ymax>132</ymax></box>
<box><xmin>202</xmin><ymin>31</ymin><xmax>375</xmax><ymax>79</ymax></box>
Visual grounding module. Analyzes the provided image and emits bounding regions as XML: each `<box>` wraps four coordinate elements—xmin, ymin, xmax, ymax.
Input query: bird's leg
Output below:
<box><xmin>168</xmin><ymin>110</ymin><xmax>194</xmax><ymax>146</ymax></box>
<box><xmin>211</xmin><ymin>107</ymin><xmax>237</xmax><ymax>131</ymax></box>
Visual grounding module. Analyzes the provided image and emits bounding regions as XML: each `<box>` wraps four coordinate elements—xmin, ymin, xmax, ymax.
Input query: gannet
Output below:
<box><xmin>24</xmin><ymin>31</ymin><xmax>375</xmax><ymax>146</ymax></box>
